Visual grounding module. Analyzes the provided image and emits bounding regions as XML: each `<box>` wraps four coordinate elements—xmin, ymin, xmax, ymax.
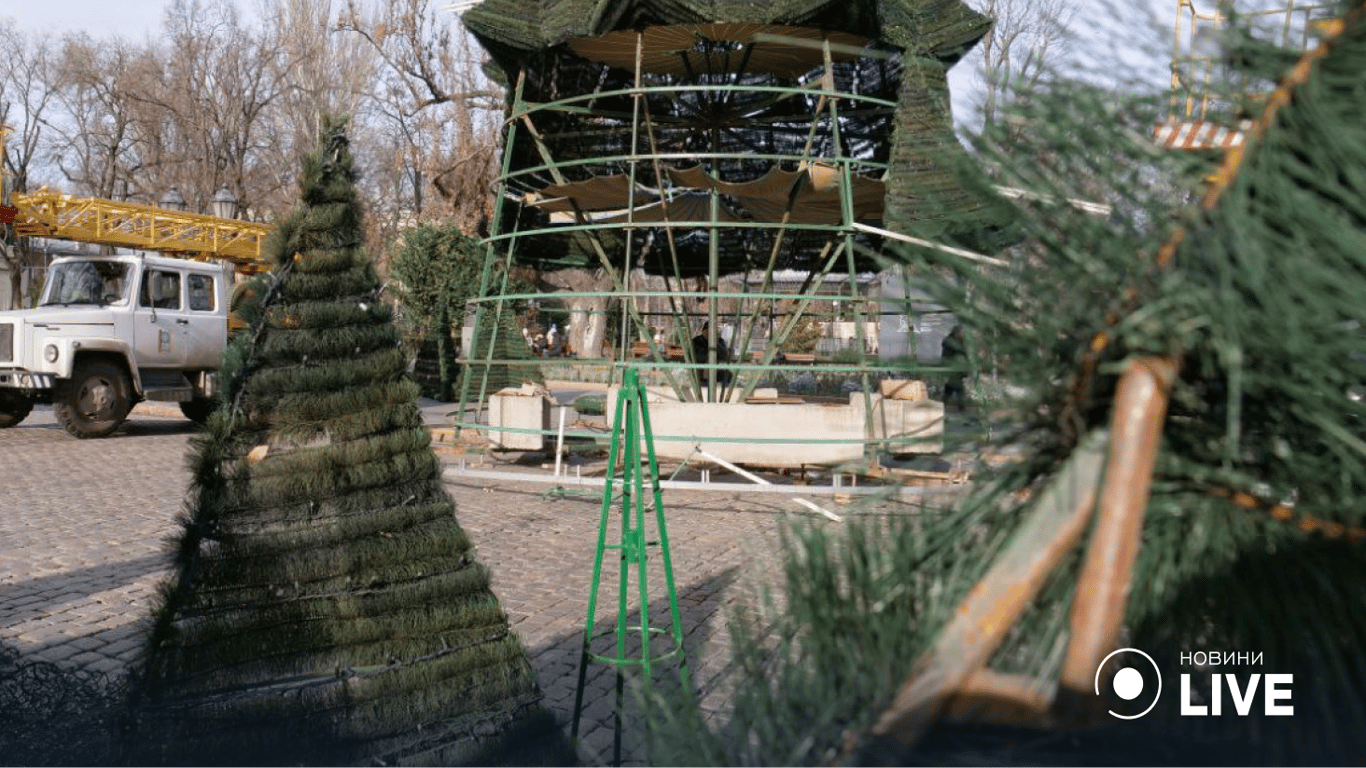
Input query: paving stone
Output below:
<box><xmin>32</xmin><ymin>642</ymin><xmax>85</xmax><ymax>664</ymax></box>
<box><xmin>0</xmin><ymin>402</ymin><xmax>814</xmax><ymax>764</ymax></box>
<box><xmin>79</xmin><ymin>656</ymin><xmax>128</xmax><ymax>676</ymax></box>
<box><xmin>114</xmin><ymin>646</ymin><xmax>146</xmax><ymax>662</ymax></box>
<box><xmin>65</xmin><ymin>634</ymin><xmax>109</xmax><ymax>652</ymax></box>
<box><xmin>66</xmin><ymin>650</ymin><xmax>111</xmax><ymax>668</ymax></box>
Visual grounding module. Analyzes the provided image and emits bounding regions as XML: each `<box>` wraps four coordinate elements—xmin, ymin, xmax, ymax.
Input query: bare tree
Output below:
<box><xmin>539</xmin><ymin>267</ymin><xmax>616</xmax><ymax>360</ymax></box>
<box><xmin>51</xmin><ymin>35</ymin><xmax>145</xmax><ymax>200</ymax></box>
<box><xmin>339</xmin><ymin>0</ymin><xmax>502</xmax><ymax>234</ymax></box>
<box><xmin>969</xmin><ymin>0</ymin><xmax>1075</xmax><ymax>135</ymax></box>
<box><xmin>273</xmin><ymin>0</ymin><xmax>377</xmax><ymax>126</ymax></box>
<box><xmin>0</xmin><ymin>22</ymin><xmax>61</xmax><ymax>194</ymax></box>
<box><xmin>260</xmin><ymin>0</ymin><xmax>378</xmax><ymax>206</ymax></box>
<box><xmin>1</xmin><ymin>21</ymin><xmax>63</xmax><ymax>307</ymax></box>
<box><xmin>3</xmin><ymin>0</ymin><xmax>505</xmax><ymax>293</ymax></box>
<box><xmin>117</xmin><ymin>0</ymin><xmax>290</xmax><ymax>216</ymax></box>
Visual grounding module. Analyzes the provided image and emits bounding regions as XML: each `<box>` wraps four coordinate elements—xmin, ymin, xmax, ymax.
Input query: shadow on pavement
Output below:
<box><xmin>524</xmin><ymin>568</ymin><xmax>741</xmax><ymax>766</ymax></box>
<box><xmin>0</xmin><ymin>640</ymin><xmax>129</xmax><ymax>766</ymax></box>
<box><xmin>0</xmin><ymin>554</ymin><xmax>167</xmax><ymax>628</ymax></box>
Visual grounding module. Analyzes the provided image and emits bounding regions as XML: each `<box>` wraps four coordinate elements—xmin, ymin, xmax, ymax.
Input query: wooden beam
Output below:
<box><xmin>858</xmin><ymin>430</ymin><xmax>1108</xmax><ymax>753</ymax></box>
<box><xmin>1058</xmin><ymin>357</ymin><xmax>1176</xmax><ymax>702</ymax></box>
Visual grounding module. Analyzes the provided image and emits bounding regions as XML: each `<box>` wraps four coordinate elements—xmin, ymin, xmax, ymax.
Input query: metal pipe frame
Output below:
<box><xmin>460</xmin><ymin>28</ymin><xmax>964</xmax><ymax>469</ymax></box>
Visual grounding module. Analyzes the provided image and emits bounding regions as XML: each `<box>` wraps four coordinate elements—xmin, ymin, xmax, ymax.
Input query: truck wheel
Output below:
<box><xmin>54</xmin><ymin>360</ymin><xmax>132</xmax><ymax>438</ymax></box>
<box><xmin>179</xmin><ymin>396</ymin><xmax>218</xmax><ymax>424</ymax></box>
<box><xmin>0</xmin><ymin>391</ymin><xmax>34</xmax><ymax>428</ymax></box>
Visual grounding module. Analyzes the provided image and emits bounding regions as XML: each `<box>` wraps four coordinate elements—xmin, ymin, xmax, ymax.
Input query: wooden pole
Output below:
<box><xmin>1058</xmin><ymin>356</ymin><xmax>1177</xmax><ymax>703</ymax></box>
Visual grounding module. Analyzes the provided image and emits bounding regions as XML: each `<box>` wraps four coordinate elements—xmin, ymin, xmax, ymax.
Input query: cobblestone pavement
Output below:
<box><xmin>0</xmin><ymin>402</ymin><xmax>874</xmax><ymax>765</ymax></box>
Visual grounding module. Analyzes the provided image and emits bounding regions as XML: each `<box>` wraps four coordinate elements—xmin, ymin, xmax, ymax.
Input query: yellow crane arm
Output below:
<box><xmin>10</xmin><ymin>190</ymin><xmax>270</xmax><ymax>273</ymax></box>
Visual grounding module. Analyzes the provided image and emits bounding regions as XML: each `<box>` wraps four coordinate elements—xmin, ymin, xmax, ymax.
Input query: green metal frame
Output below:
<box><xmin>571</xmin><ymin>368</ymin><xmax>689</xmax><ymax>765</ymax></box>
<box><xmin>456</xmin><ymin>28</ymin><xmax>967</xmax><ymax>472</ymax></box>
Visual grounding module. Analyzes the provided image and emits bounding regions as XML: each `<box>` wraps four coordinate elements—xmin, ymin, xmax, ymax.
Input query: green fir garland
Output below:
<box><xmin>640</xmin><ymin>2</ymin><xmax>1366</xmax><ymax>765</ymax></box>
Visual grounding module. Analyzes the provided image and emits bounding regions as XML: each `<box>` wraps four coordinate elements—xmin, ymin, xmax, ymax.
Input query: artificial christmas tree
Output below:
<box><xmin>126</xmin><ymin>117</ymin><xmax>572</xmax><ymax>766</ymax></box>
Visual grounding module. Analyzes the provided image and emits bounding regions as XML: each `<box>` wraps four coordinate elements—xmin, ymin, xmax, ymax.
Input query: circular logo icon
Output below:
<box><xmin>1095</xmin><ymin>647</ymin><xmax>1163</xmax><ymax>719</ymax></box>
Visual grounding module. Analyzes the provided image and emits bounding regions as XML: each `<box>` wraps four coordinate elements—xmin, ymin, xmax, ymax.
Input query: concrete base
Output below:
<box><xmin>606</xmin><ymin>386</ymin><xmax>943</xmax><ymax>466</ymax></box>
<box><xmin>487</xmin><ymin>385</ymin><xmax>551</xmax><ymax>451</ymax></box>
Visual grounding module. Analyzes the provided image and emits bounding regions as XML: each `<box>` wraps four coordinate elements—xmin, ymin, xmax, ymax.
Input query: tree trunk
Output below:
<box><xmin>568</xmin><ymin>296</ymin><xmax>608</xmax><ymax>359</ymax></box>
<box><xmin>5</xmin><ymin>252</ymin><xmax>20</xmax><ymax>310</ymax></box>
<box><xmin>435</xmin><ymin>298</ymin><xmax>453</xmax><ymax>401</ymax></box>
<box><xmin>2</xmin><ymin>242</ymin><xmax>31</xmax><ymax>310</ymax></box>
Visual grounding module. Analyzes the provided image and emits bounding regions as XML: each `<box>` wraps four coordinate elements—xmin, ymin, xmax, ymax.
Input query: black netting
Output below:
<box><xmin>0</xmin><ymin>645</ymin><xmax>129</xmax><ymax>766</ymax></box>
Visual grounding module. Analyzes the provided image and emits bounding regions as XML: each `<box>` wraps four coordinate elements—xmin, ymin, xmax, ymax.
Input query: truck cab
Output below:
<box><xmin>0</xmin><ymin>252</ymin><xmax>232</xmax><ymax>437</ymax></box>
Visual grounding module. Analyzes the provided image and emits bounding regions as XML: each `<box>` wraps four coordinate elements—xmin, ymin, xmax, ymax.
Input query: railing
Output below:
<box><xmin>1158</xmin><ymin>1</ymin><xmax>1337</xmax><ymax>150</ymax></box>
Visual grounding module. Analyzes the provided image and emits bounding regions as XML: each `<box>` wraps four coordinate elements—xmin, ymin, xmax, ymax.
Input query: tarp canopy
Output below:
<box><xmin>539</xmin><ymin>192</ymin><xmax>748</xmax><ymax>224</ymax></box>
<box><xmin>566</xmin><ymin>23</ymin><xmax>871</xmax><ymax>78</ymax></box>
<box><xmin>526</xmin><ymin>164</ymin><xmax>886</xmax><ymax>225</ymax></box>
<box><xmin>466</xmin><ymin>0</ymin><xmax>1018</xmax><ymax>276</ymax></box>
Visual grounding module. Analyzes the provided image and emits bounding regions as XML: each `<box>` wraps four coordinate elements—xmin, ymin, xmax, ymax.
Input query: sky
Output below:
<box><xmin>5</xmin><ymin>0</ymin><xmax>170</xmax><ymax>40</ymax></box>
<box><xmin>1</xmin><ymin>0</ymin><xmax>1244</xmax><ymax>128</ymax></box>
<box><xmin>4</xmin><ymin>0</ymin><xmax>1185</xmax><ymax>39</ymax></box>
<box><xmin>6</xmin><ymin>0</ymin><xmax>1179</xmax><ymax>90</ymax></box>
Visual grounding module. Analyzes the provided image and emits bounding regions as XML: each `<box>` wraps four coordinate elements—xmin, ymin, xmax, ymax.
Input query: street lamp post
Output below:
<box><xmin>211</xmin><ymin>186</ymin><xmax>239</xmax><ymax>219</ymax></box>
<box><xmin>160</xmin><ymin>187</ymin><xmax>187</xmax><ymax>212</ymax></box>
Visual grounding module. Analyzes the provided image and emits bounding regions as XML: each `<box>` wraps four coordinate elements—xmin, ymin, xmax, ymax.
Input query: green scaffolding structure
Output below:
<box><xmin>456</xmin><ymin>0</ymin><xmax>1016</xmax><ymax>467</ymax></box>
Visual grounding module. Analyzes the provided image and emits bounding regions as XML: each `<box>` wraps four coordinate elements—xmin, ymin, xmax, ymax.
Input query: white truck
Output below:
<box><xmin>0</xmin><ymin>252</ymin><xmax>234</xmax><ymax>437</ymax></box>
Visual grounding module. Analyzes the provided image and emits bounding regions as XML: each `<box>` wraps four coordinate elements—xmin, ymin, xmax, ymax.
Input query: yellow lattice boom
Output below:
<box><xmin>10</xmin><ymin>190</ymin><xmax>270</xmax><ymax>273</ymax></box>
<box><xmin>1156</xmin><ymin>0</ymin><xmax>1338</xmax><ymax>150</ymax></box>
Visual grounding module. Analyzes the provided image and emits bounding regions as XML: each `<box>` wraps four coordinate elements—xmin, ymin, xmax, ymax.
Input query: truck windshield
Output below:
<box><xmin>41</xmin><ymin>261</ymin><xmax>132</xmax><ymax>307</ymax></box>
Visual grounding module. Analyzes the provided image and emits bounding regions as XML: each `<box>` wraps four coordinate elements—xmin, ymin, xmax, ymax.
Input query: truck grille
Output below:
<box><xmin>0</xmin><ymin>322</ymin><xmax>12</xmax><ymax>363</ymax></box>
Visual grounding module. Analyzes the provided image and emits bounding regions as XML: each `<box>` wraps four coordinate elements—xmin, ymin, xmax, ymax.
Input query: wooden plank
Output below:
<box><xmin>1059</xmin><ymin>357</ymin><xmax>1176</xmax><ymax>699</ymax></box>
<box><xmin>860</xmin><ymin>429</ymin><xmax>1109</xmax><ymax>752</ymax></box>
<box><xmin>878</xmin><ymin>466</ymin><xmax>958</xmax><ymax>481</ymax></box>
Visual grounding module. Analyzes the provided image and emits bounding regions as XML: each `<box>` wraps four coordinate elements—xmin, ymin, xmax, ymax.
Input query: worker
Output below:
<box><xmin>941</xmin><ymin>325</ymin><xmax>968</xmax><ymax>411</ymax></box>
<box><xmin>691</xmin><ymin>322</ymin><xmax>733</xmax><ymax>387</ymax></box>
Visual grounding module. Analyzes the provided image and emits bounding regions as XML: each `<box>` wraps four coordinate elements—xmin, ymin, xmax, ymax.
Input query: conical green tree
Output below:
<box><xmin>126</xmin><ymin>118</ymin><xmax>573</xmax><ymax>766</ymax></box>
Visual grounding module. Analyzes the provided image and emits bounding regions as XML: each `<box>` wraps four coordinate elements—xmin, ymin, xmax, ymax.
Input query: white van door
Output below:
<box><xmin>182</xmin><ymin>271</ymin><xmax>228</xmax><ymax>369</ymax></box>
<box><xmin>133</xmin><ymin>269</ymin><xmax>187</xmax><ymax>368</ymax></box>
